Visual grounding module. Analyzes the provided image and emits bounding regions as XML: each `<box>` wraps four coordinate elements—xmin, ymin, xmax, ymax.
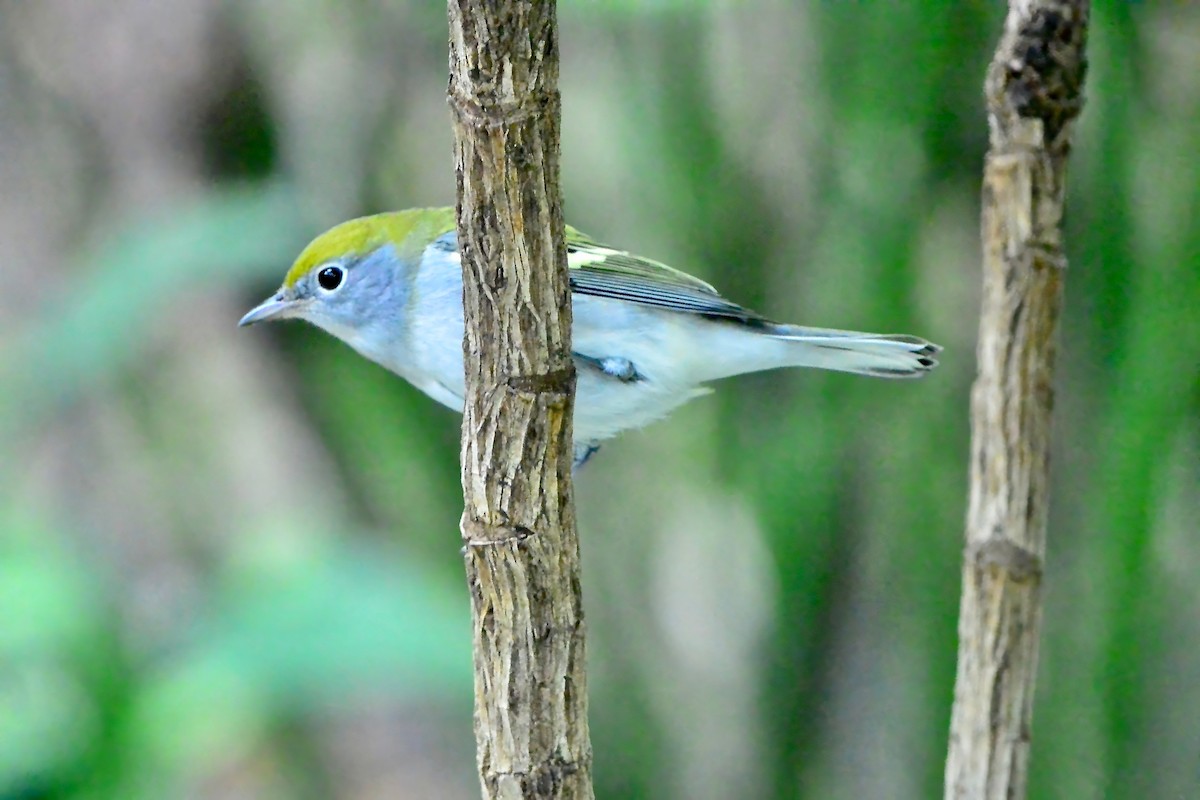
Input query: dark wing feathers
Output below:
<box><xmin>436</xmin><ymin>226</ymin><xmax>764</xmax><ymax>322</ymax></box>
<box><xmin>564</xmin><ymin>230</ymin><xmax>764</xmax><ymax>322</ymax></box>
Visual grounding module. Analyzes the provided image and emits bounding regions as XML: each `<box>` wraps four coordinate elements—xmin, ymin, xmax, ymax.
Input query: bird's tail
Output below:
<box><xmin>766</xmin><ymin>324</ymin><xmax>941</xmax><ymax>378</ymax></box>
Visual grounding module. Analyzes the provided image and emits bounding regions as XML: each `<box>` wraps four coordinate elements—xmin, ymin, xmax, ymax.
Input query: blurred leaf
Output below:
<box><xmin>2</xmin><ymin>181</ymin><xmax>307</xmax><ymax>427</ymax></box>
<box><xmin>0</xmin><ymin>508</ymin><xmax>107</xmax><ymax>794</ymax></box>
<box><xmin>127</xmin><ymin>534</ymin><xmax>470</xmax><ymax>781</ymax></box>
<box><xmin>0</xmin><ymin>665</ymin><xmax>97</xmax><ymax>793</ymax></box>
<box><xmin>0</xmin><ymin>517</ymin><xmax>102</xmax><ymax>659</ymax></box>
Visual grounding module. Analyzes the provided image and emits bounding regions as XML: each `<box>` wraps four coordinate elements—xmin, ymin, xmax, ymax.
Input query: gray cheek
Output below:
<box><xmin>347</xmin><ymin>267</ymin><xmax>400</xmax><ymax>328</ymax></box>
<box><xmin>329</xmin><ymin>248</ymin><xmax>409</xmax><ymax>340</ymax></box>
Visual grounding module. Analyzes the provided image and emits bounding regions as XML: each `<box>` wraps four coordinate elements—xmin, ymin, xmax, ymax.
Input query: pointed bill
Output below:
<box><xmin>238</xmin><ymin>294</ymin><xmax>302</xmax><ymax>327</ymax></box>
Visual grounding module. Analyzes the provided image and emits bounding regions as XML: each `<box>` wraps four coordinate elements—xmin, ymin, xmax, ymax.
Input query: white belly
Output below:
<box><xmin>352</xmin><ymin>265</ymin><xmax>779</xmax><ymax>446</ymax></box>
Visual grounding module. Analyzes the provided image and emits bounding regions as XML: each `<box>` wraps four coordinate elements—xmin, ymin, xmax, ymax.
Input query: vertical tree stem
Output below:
<box><xmin>945</xmin><ymin>2</ymin><xmax>1088</xmax><ymax>798</ymax></box>
<box><xmin>448</xmin><ymin>2</ymin><xmax>593</xmax><ymax>798</ymax></box>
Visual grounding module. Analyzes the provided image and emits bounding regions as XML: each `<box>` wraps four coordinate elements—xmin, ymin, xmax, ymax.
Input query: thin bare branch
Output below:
<box><xmin>945</xmin><ymin>2</ymin><xmax>1089</xmax><ymax>798</ymax></box>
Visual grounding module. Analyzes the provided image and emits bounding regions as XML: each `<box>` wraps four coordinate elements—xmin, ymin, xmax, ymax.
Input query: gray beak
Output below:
<box><xmin>238</xmin><ymin>294</ymin><xmax>300</xmax><ymax>327</ymax></box>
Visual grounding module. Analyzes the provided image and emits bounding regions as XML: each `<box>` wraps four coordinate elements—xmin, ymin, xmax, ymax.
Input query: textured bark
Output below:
<box><xmin>448</xmin><ymin>2</ymin><xmax>593</xmax><ymax>799</ymax></box>
<box><xmin>945</xmin><ymin>2</ymin><xmax>1089</xmax><ymax>798</ymax></box>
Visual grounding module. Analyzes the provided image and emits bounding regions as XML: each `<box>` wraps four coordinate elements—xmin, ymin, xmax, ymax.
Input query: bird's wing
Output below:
<box><xmin>564</xmin><ymin>229</ymin><xmax>764</xmax><ymax>322</ymax></box>
<box><xmin>432</xmin><ymin>227</ymin><xmax>763</xmax><ymax>322</ymax></box>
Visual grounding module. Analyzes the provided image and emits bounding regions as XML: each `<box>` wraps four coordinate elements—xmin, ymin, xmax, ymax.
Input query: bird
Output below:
<box><xmin>239</xmin><ymin>208</ymin><xmax>941</xmax><ymax>466</ymax></box>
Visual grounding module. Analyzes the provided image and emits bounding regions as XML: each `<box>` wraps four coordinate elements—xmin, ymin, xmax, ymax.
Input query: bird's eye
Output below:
<box><xmin>317</xmin><ymin>265</ymin><xmax>344</xmax><ymax>292</ymax></box>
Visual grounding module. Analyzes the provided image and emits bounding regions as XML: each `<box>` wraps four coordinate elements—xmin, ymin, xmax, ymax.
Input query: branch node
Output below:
<box><xmin>449</xmin><ymin>84</ymin><xmax>560</xmax><ymax>128</ymax></box>
<box><xmin>462</xmin><ymin>518</ymin><xmax>540</xmax><ymax>551</ymax></box>
<box><xmin>970</xmin><ymin>534</ymin><xmax>1043</xmax><ymax>584</ymax></box>
<box><xmin>507</xmin><ymin>367</ymin><xmax>575</xmax><ymax>395</ymax></box>
<box><xmin>486</xmin><ymin>754</ymin><xmax>589</xmax><ymax>797</ymax></box>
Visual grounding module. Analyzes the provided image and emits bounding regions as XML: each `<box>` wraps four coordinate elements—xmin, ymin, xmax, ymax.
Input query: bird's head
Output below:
<box><xmin>239</xmin><ymin>208</ymin><xmax>457</xmax><ymax>349</ymax></box>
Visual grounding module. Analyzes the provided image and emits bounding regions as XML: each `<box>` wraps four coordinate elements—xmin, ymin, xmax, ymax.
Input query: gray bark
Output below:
<box><xmin>448</xmin><ymin>1</ymin><xmax>593</xmax><ymax>798</ymax></box>
<box><xmin>945</xmin><ymin>2</ymin><xmax>1089</xmax><ymax>798</ymax></box>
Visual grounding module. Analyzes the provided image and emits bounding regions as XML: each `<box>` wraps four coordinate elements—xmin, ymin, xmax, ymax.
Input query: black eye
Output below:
<box><xmin>317</xmin><ymin>265</ymin><xmax>344</xmax><ymax>291</ymax></box>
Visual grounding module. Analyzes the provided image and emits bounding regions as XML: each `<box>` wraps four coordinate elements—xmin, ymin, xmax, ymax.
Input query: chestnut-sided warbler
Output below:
<box><xmin>240</xmin><ymin>208</ymin><xmax>940</xmax><ymax>464</ymax></box>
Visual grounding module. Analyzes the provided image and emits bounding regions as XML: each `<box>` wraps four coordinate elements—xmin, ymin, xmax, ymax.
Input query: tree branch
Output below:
<box><xmin>945</xmin><ymin>2</ymin><xmax>1089</xmax><ymax>798</ymax></box>
<box><xmin>448</xmin><ymin>2</ymin><xmax>593</xmax><ymax>798</ymax></box>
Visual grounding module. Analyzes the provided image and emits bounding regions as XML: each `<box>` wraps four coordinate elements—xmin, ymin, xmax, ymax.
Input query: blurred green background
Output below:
<box><xmin>1</xmin><ymin>2</ymin><xmax>1197</xmax><ymax>798</ymax></box>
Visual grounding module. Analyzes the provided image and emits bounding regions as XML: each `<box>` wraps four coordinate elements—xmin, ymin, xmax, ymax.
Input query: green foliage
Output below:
<box><xmin>2</xmin><ymin>182</ymin><xmax>306</xmax><ymax>426</ymax></box>
<box><xmin>1</xmin><ymin>2</ymin><xmax>1196</xmax><ymax>799</ymax></box>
